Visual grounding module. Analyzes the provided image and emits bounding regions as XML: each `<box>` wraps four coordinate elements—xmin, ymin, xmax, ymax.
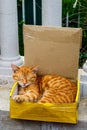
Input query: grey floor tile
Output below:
<box><xmin>0</xmin><ymin>110</ymin><xmax>87</xmax><ymax>130</ymax></box>
<box><xmin>23</xmin><ymin>120</ymin><xmax>41</xmax><ymax>130</ymax></box>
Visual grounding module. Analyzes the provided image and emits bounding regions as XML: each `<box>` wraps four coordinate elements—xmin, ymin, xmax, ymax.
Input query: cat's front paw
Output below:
<box><xmin>13</xmin><ymin>95</ymin><xmax>24</xmax><ymax>103</ymax></box>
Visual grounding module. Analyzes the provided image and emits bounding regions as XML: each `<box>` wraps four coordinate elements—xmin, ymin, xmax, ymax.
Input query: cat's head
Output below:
<box><xmin>11</xmin><ymin>64</ymin><xmax>38</xmax><ymax>88</ymax></box>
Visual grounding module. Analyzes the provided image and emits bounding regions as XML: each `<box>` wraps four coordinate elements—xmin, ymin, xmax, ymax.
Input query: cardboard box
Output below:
<box><xmin>24</xmin><ymin>25</ymin><xmax>82</xmax><ymax>80</ymax></box>
<box><xmin>10</xmin><ymin>25</ymin><xmax>82</xmax><ymax>124</ymax></box>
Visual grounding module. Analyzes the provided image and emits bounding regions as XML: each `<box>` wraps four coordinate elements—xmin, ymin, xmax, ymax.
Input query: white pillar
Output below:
<box><xmin>42</xmin><ymin>0</ymin><xmax>62</xmax><ymax>26</ymax></box>
<box><xmin>0</xmin><ymin>0</ymin><xmax>23</xmax><ymax>76</ymax></box>
<box><xmin>83</xmin><ymin>60</ymin><xmax>87</xmax><ymax>73</ymax></box>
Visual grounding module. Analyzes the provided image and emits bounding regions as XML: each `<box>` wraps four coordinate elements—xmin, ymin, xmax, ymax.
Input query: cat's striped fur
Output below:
<box><xmin>11</xmin><ymin>64</ymin><xmax>77</xmax><ymax>104</ymax></box>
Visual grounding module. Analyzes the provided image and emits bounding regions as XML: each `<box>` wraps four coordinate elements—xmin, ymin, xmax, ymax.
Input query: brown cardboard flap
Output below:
<box><xmin>23</xmin><ymin>25</ymin><xmax>82</xmax><ymax>80</ymax></box>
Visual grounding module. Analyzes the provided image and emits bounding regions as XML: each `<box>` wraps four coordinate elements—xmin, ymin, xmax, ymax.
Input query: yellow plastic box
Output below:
<box><xmin>10</xmin><ymin>81</ymin><xmax>80</xmax><ymax>124</ymax></box>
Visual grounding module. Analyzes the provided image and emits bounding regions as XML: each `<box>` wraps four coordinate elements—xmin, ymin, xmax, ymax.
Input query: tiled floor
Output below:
<box><xmin>0</xmin><ymin>76</ymin><xmax>13</xmax><ymax>111</ymax></box>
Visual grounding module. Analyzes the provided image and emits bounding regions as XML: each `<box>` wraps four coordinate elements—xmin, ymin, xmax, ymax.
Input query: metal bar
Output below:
<box><xmin>22</xmin><ymin>0</ymin><xmax>25</xmax><ymax>23</ymax></box>
<box><xmin>78</xmin><ymin>4</ymin><xmax>80</xmax><ymax>27</ymax></box>
<box><xmin>66</xmin><ymin>12</ymin><xmax>69</xmax><ymax>27</ymax></box>
<box><xmin>33</xmin><ymin>0</ymin><xmax>36</xmax><ymax>25</ymax></box>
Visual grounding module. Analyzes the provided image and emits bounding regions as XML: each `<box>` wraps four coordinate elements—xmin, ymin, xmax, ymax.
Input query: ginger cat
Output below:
<box><xmin>11</xmin><ymin>64</ymin><xmax>77</xmax><ymax>104</ymax></box>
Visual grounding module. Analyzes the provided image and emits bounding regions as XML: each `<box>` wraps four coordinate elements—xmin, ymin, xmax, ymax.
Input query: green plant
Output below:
<box><xmin>62</xmin><ymin>0</ymin><xmax>87</xmax><ymax>67</ymax></box>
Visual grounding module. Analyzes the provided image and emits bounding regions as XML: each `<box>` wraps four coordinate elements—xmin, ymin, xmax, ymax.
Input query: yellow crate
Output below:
<box><xmin>10</xmin><ymin>81</ymin><xmax>80</xmax><ymax>124</ymax></box>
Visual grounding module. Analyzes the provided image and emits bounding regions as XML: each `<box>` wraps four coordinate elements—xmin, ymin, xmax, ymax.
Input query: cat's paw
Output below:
<box><xmin>13</xmin><ymin>95</ymin><xmax>24</xmax><ymax>103</ymax></box>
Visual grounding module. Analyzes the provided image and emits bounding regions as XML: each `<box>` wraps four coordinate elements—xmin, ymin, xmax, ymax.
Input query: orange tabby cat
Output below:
<box><xmin>11</xmin><ymin>64</ymin><xmax>77</xmax><ymax>104</ymax></box>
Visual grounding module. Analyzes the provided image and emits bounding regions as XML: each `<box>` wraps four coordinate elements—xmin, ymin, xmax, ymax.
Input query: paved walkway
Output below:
<box><xmin>0</xmin><ymin>110</ymin><xmax>87</xmax><ymax>130</ymax></box>
<box><xmin>0</xmin><ymin>76</ymin><xmax>87</xmax><ymax>130</ymax></box>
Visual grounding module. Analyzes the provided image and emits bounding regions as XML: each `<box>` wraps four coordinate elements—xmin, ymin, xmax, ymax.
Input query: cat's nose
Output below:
<box><xmin>23</xmin><ymin>83</ymin><xmax>26</xmax><ymax>86</ymax></box>
<box><xmin>23</xmin><ymin>83</ymin><xmax>26</xmax><ymax>87</ymax></box>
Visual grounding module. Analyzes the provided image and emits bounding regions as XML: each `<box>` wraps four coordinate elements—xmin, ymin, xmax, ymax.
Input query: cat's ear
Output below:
<box><xmin>11</xmin><ymin>64</ymin><xmax>20</xmax><ymax>73</ymax></box>
<box><xmin>32</xmin><ymin>66</ymin><xmax>39</xmax><ymax>73</ymax></box>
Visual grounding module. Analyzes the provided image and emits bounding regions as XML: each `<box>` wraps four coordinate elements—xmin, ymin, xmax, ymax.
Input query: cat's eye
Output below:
<box><xmin>31</xmin><ymin>77</ymin><xmax>35</xmax><ymax>80</ymax></box>
<box><xmin>20</xmin><ymin>78</ymin><xmax>24</xmax><ymax>81</ymax></box>
<box><xmin>19</xmin><ymin>75</ymin><xmax>24</xmax><ymax>79</ymax></box>
<box><xmin>27</xmin><ymin>76</ymin><xmax>35</xmax><ymax>81</ymax></box>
